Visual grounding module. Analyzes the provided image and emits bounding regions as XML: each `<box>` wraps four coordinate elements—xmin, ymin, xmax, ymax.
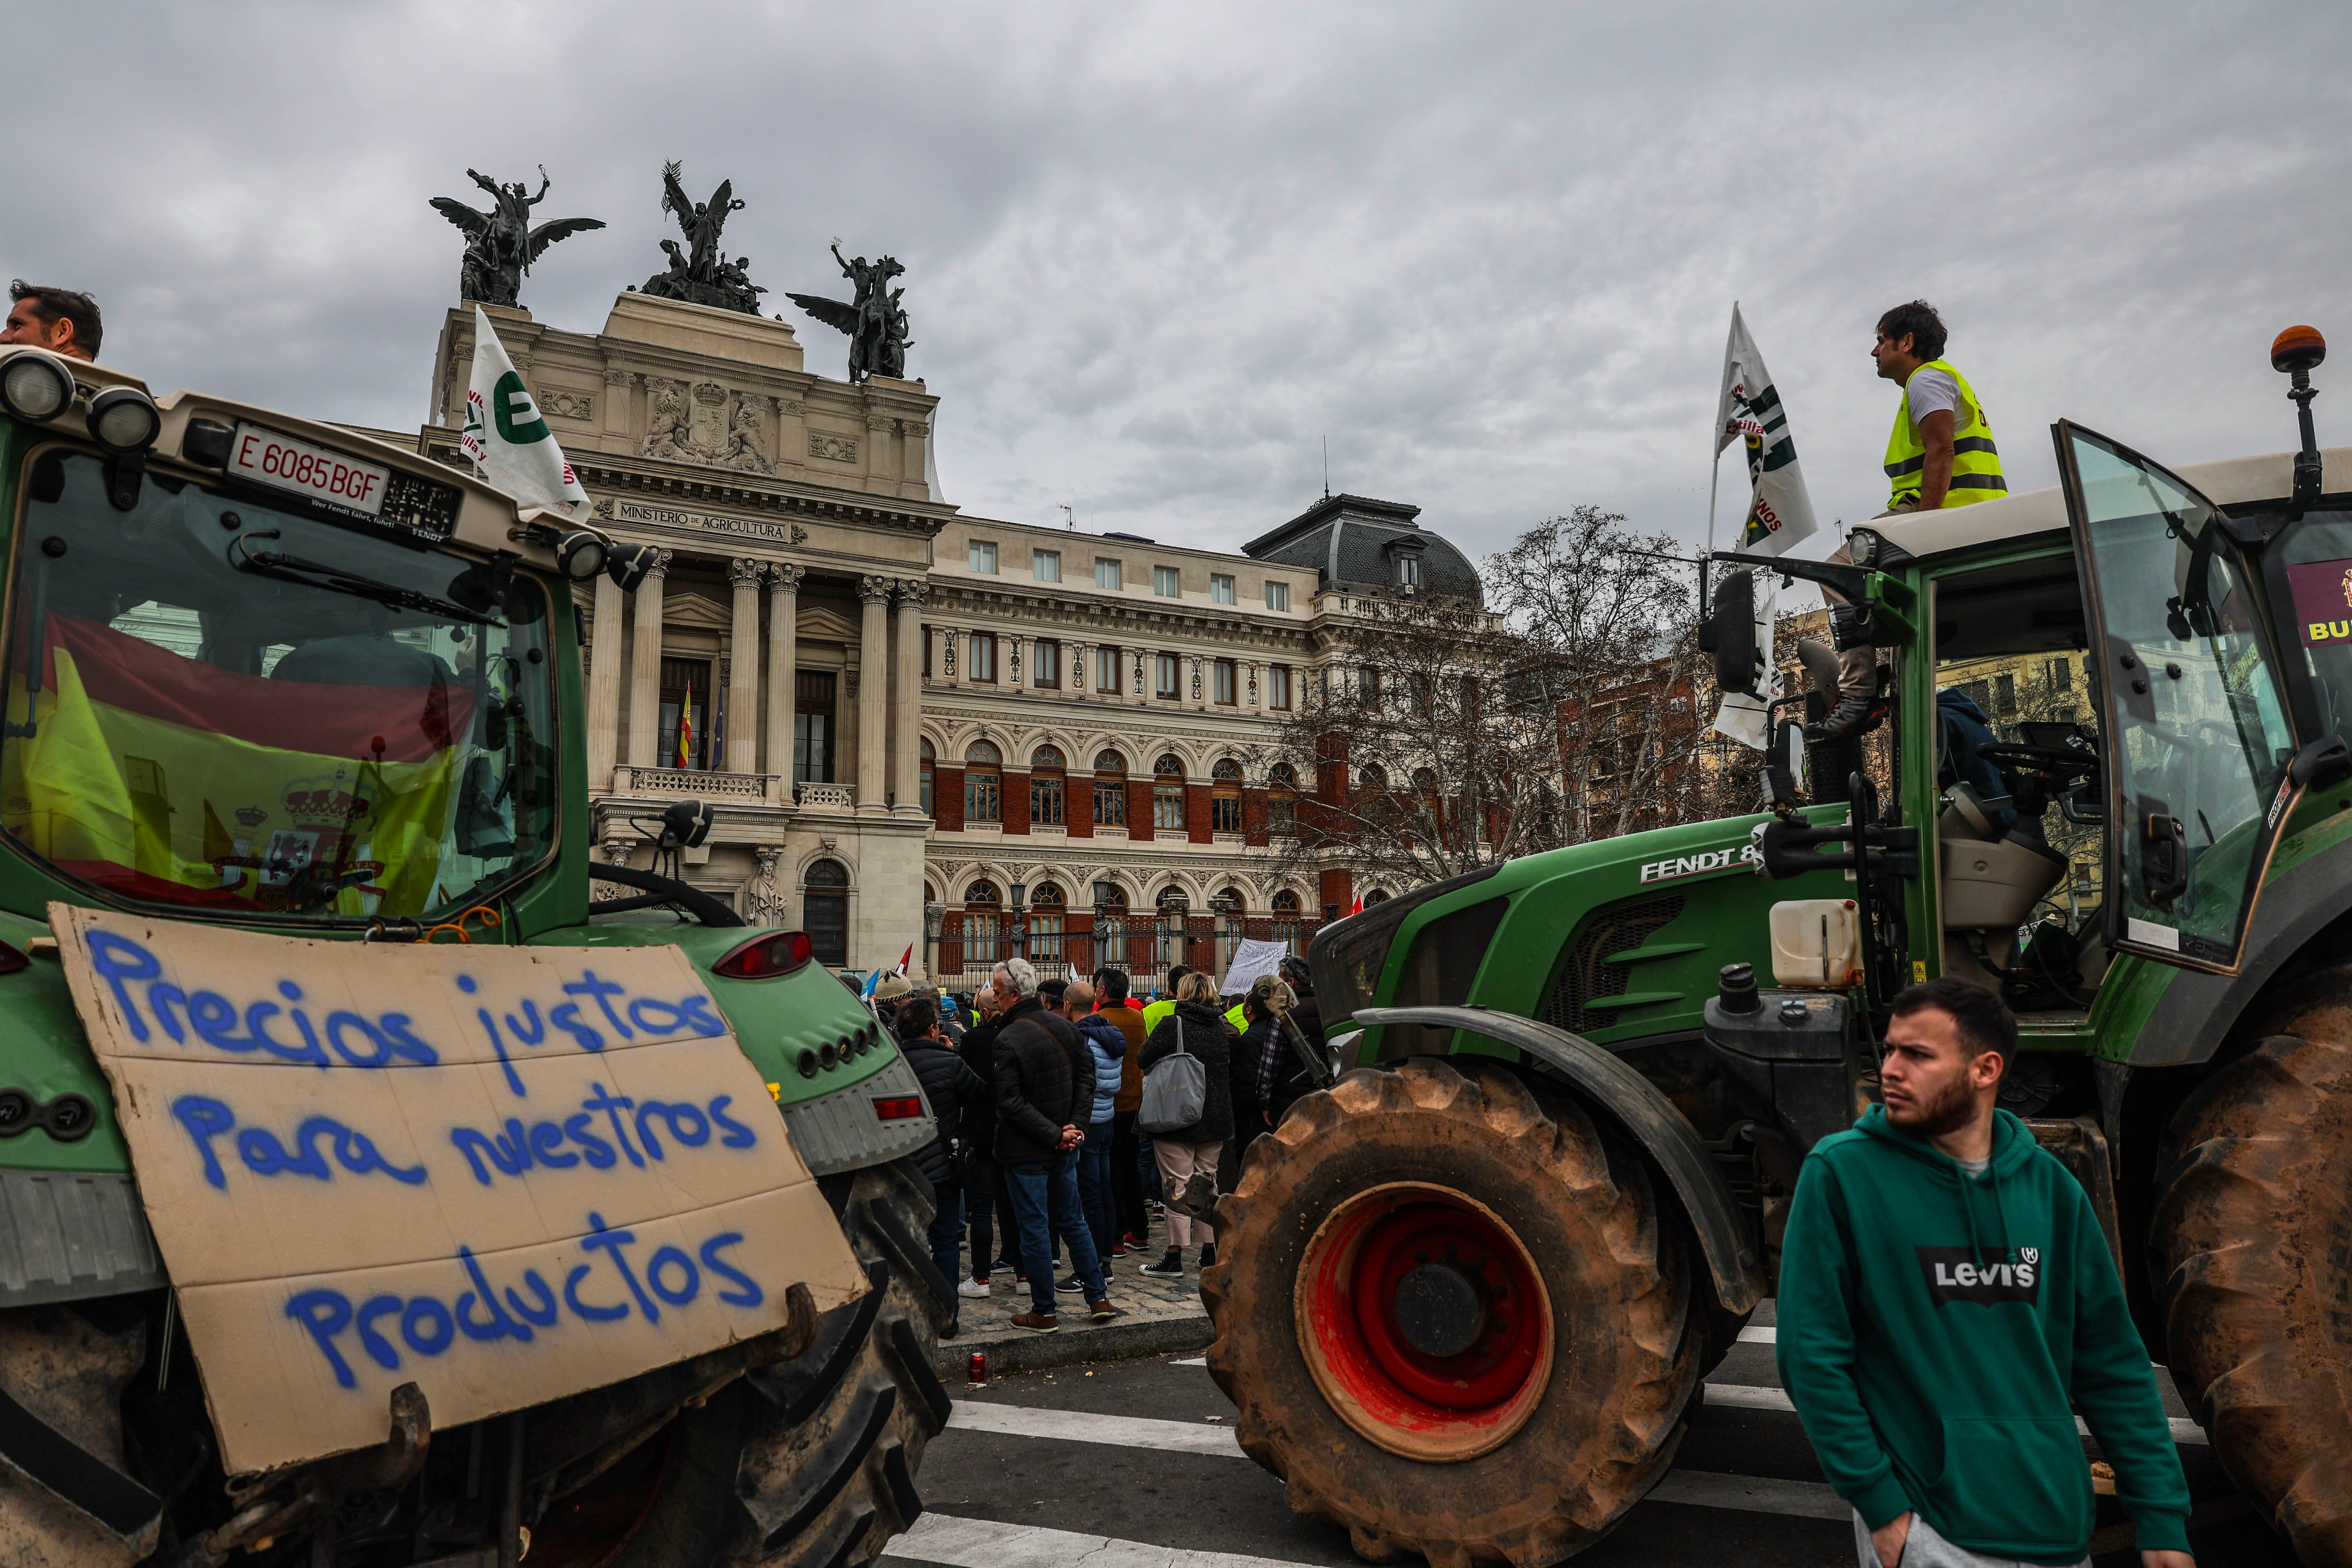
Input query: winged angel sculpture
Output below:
<box><xmin>428</xmin><ymin>167</ymin><xmax>604</xmax><ymax>308</ymax></box>
<box><xmin>636</xmin><ymin>162</ymin><xmax>767</xmax><ymax>315</ymax></box>
<box><xmin>787</xmin><ymin>243</ymin><xmax>912</xmax><ymax>383</ymax></box>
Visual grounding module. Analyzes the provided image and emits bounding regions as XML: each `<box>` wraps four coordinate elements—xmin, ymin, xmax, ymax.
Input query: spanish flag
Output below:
<box><xmin>2</xmin><ymin>614</ymin><xmax>474</xmax><ymax>917</ymax></box>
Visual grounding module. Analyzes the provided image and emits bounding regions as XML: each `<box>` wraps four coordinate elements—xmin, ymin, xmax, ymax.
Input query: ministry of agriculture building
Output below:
<box><xmin>374</xmin><ymin>291</ymin><xmax>1478</xmax><ymax>982</ymax></box>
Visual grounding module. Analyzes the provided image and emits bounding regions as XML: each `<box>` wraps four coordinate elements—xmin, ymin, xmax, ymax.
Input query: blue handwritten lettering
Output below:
<box><xmin>564</xmin><ymin>1113</ymin><xmax>616</xmax><ymax>1168</ymax></box>
<box><xmin>646</xmin><ymin>1246</ymin><xmax>699</xmax><ymax>1305</ymax></box>
<box><xmin>505</xmin><ymin>1269</ymin><xmax>560</xmax><ymax>1328</ymax></box>
<box><xmin>700</xmin><ymin>1233</ymin><xmax>762</xmax><ymax>1307</ymax></box>
<box><xmin>401</xmin><ymin>1297</ymin><xmax>455</xmax><ymax>1356</ymax></box>
<box><xmin>580</xmin><ymin>1085</ymin><xmax>644</xmax><ymax>1167</ymax></box>
<box><xmin>580</xmin><ymin>1211</ymin><xmax>661</xmax><ymax>1323</ymax></box>
<box><xmin>451</xmin><ymin>1125</ymin><xmax>528</xmax><ymax>1184</ymax></box>
<box><xmin>476</xmin><ymin>1008</ymin><xmax>524</xmax><ymax>1097</ymax></box>
<box><xmin>455</xmin><ymin>1247</ymin><xmax>532</xmax><ymax>1343</ymax></box>
<box><xmin>376</xmin><ymin>1014</ymin><xmax>438</xmax><ymax>1066</ymax></box>
<box><xmin>563</xmin><ymin>1262</ymin><xmax>627</xmax><ymax>1322</ymax></box>
<box><xmin>548</xmin><ymin>1002</ymin><xmax>604</xmax><ymax>1052</ymax></box>
<box><xmin>707</xmin><ymin>1096</ymin><xmax>756</xmax><ymax>1149</ymax></box>
<box><xmin>505</xmin><ymin>1001</ymin><xmax>548</xmax><ymax>1048</ymax></box>
<box><xmin>85</xmin><ymin>931</ymin><xmax>163</xmax><ymax>1043</ymax></box>
<box><xmin>356</xmin><ymin>1294</ymin><xmax>405</xmax><ymax>1369</ymax></box>
<box><xmin>187</xmin><ymin>991</ymin><xmax>250</xmax><ymax>1052</ymax></box>
<box><xmin>563</xmin><ymin>971</ymin><xmax>635</xmax><ymax>1042</ymax></box>
<box><xmin>287</xmin><ymin>1289</ymin><xmax>358</xmax><ymax>1386</ymax></box>
<box><xmin>626</xmin><ymin>997</ymin><xmax>685</xmax><ymax>1035</ymax></box>
<box><xmin>171</xmin><ymin>1096</ymin><xmax>237</xmax><ymax>1188</ymax></box>
<box><xmin>677</xmin><ymin>995</ymin><xmax>727</xmax><ymax>1037</ymax></box>
<box><xmin>634</xmin><ymin>1099</ymin><xmax>710</xmax><ymax>1160</ymax></box>
<box><xmin>527</xmin><ymin>1120</ymin><xmax>577</xmax><ymax>1168</ymax></box>
<box><xmin>324</xmin><ymin>1011</ymin><xmax>393</xmax><ymax>1067</ymax></box>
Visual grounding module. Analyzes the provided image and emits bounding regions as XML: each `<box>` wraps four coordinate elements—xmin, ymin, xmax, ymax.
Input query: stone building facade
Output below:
<box><xmin>386</xmin><ymin>292</ymin><xmax>1478</xmax><ymax>982</ymax></box>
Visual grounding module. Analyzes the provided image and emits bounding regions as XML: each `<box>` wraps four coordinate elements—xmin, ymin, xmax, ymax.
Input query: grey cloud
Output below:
<box><xmin>10</xmin><ymin>2</ymin><xmax>2350</xmax><ymax>566</ymax></box>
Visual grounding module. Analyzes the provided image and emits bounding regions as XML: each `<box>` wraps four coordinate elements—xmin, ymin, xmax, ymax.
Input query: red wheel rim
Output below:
<box><xmin>1295</xmin><ymin>1183</ymin><xmax>1552</xmax><ymax>1461</ymax></box>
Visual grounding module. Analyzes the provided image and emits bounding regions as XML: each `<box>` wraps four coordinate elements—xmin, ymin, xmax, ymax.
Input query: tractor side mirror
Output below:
<box><xmin>1706</xmin><ymin>569</ymin><xmax>1761</xmax><ymax>694</ymax></box>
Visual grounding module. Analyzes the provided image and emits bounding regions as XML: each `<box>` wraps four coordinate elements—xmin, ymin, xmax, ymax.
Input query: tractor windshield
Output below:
<box><xmin>0</xmin><ymin>447</ymin><xmax>556</xmax><ymax>922</ymax></box>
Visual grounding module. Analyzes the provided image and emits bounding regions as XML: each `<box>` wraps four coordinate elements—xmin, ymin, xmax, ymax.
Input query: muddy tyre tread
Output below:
<box><xmin>612</xmin><ymin>1158</ymin><xmax>950</xmax><ymax>1568</ymax></box>
<box><xmin>2152</xmin><ymin>978</ymin><xmax>2352</xmax><ymax>1568</ymax></box>
<box><xmin>1203</xmin><ymin>1059</ymin><xmax>1697</xmax><ymax>1568</ymax></box>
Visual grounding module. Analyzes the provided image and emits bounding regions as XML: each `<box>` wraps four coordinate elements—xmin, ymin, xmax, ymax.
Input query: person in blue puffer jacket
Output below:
<box><xmin>1067</xmin><ymin>979</ymin><xmax>1128</xmax><ymax>1271</ymax></box>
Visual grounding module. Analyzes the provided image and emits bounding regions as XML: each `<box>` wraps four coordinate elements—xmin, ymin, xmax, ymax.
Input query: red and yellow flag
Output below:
<box><xmin>3</xmin><ymin>615</ymin><xmax>473</xmax><ymax>917</ymax></box>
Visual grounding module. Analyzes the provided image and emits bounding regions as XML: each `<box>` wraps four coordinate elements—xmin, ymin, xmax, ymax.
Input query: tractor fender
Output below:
<box><xmin>2128</xmin><ymin>831</ymin><xmax>2352</xmax><ymax>1067</ymax></box>
<box><xmin>1353</xmin><ymin>1005</ymin><xmax>1766</xmax><ymax>1315</ymax></box>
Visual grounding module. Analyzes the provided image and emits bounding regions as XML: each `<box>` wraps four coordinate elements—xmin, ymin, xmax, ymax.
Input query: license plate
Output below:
<box><xmin>225</xmin><ymin>423</ymin><xmax>390</xmax><ymax>517</ymax></box>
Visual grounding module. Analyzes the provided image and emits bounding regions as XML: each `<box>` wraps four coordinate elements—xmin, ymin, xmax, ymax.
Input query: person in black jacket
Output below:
<box><xmin>1231</xmin><ymin>974</ymin><xmax>1299</xmax><ymax>1161</ymax></box>
<box><xmin>896</xmin><ymin>996</ymin><xmax>986</xmax><ymax>1337</ymax></box>
<box><xmin>989</xmin><ymin>958</ymin><xmax>1114</xmax><ymax>1330</ymax></box>
<box><xmin>956</xmin><ymin>987</ymin><xmax>1016</xmax><ymax>1301</ymax></box>
<box><xmin>1134</xmin><ymin>972</ymin><xmax>1236</xmax><ymax>1278</ymax></box>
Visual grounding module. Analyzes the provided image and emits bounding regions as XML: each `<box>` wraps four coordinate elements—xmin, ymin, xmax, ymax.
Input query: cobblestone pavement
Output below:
<box><xmin>930</xmin><ymin>1212</ymin><xmax>1213</xmax><ymax>1378</ymax></box>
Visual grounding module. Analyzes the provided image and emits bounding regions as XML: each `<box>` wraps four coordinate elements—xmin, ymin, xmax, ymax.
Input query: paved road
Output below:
<box><xmin>887</xmin><ymin>1299</ymin><xmax>2297</xmax><ymax>1568</ymax></box>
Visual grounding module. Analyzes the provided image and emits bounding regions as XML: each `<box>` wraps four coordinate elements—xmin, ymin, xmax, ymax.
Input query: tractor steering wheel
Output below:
<box><xmin>1977</xmin><ymin>743</ymin><xmax>2099</xmax><ymax>788</ymax></box>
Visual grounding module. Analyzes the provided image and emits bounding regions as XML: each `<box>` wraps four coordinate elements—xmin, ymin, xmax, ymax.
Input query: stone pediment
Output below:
<box><xmin>662</xmin><ymin>591</ymin><xmax>734</xmax><ymax>630</ymax></box>
<box><xmin>797</xmin><ymin>604</ymin><xmax>861</xmax><ymax>643</ymax></box>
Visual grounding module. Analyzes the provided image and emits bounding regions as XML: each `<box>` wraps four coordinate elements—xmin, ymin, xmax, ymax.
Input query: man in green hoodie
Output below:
<box><xmin>1778</xmin><ymin>978</ymin><xmax>2195</xmax><ymax>1568</ymax></box>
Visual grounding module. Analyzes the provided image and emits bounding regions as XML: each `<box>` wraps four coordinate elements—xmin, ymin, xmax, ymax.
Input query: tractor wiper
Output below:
<box><xmin>229</xmin><ymin>533</ymin><xmax>496</xmax><ymax>626</ymax></box>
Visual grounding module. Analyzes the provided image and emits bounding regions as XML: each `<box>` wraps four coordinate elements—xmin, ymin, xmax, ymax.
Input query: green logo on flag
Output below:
<box><xmin>492</xmin><ymin>372</ymin><xmax>550</xmax><ymax>445</ymax></box>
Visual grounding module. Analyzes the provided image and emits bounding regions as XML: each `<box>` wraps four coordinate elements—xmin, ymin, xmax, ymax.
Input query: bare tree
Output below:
<box><xmin>1263</xmin><ymin>506</ymin><xmax>1764</xmax><ymax>898</ymax></box>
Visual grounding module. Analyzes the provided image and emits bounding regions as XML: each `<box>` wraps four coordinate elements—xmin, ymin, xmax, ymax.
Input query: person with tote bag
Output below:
<box><xmin>1134</xmin><ymin>972</ymin><xmax>1236</xmax><ymax>1278</ymax></box>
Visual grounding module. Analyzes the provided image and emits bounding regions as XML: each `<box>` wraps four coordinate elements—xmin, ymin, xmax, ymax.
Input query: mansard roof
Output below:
<box><xmin>1240</xmin><ymin>493</ymin><xmax>1480</xmax><ymax>602</ymax></box>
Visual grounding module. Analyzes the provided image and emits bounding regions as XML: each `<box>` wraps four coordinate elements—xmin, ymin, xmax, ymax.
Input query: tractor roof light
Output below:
<box><xmin>556</xmin><ymin>531</ymin><xmax>608</xmax><ymax>581</ymax></box>
<box><xmin>0</xmin><ymin>350</ymin><xmax>75</xmax><ymax>424</ymax></box>
<box><xmin>86</xmin><ymin>386</ymin><xmax>161</xmax><ymax>454</ymax></box>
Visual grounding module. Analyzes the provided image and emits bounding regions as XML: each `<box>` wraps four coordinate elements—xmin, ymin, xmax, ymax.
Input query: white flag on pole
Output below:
<box><xmin>1713</xmin><ymin>305</ymin><xmax>1818</xmax><ymax>558</ymax></box>
<box><xmin>461</xmin><ymin>305</ymin><xmax>590</xmax><ymax>518</ymax></box>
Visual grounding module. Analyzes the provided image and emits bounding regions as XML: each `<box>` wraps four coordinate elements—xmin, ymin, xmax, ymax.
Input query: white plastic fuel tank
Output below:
<box><xmin>1769</xmin><ymin>899</ymin><xmax>1864</xmax><ymax>989</ymax></box>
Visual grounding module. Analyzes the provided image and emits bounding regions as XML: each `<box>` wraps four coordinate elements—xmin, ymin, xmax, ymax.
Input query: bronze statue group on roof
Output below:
<box><xmin>427</xmin><ymin>160</ymin><xmax>912</xmax><ymax>383</ymax></box>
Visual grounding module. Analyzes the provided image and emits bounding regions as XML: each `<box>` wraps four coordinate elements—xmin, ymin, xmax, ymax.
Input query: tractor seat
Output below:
<box><xmin>270</xmin><ymin>634</ymin><xmax>456</xmax><ymax>689</ymax></box>
<box><xmin>1940</xmin><ymin>784</ymin><xmax>2066</xmax><ymax>932</ymax></box>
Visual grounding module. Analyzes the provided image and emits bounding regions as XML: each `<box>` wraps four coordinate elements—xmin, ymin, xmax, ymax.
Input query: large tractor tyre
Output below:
<box><xmin>1202</xmin><ymin>1059</ymin><xmax>1699</xmax><ymax>1568</ymax></box>
<box><xmin>548</xmin><ymin>1156</ymin><xmax>954</xmax><ymax>1568</ymax></box>
<box><xmin>2151</xmin><ymin>979</ymin><xmax>2352</xmax><ymax>1568</ymax></box>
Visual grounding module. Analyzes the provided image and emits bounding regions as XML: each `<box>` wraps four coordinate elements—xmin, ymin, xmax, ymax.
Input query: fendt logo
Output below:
<box><xmin>1637</xmin><ymin>843</ymin><xmax>1763</xmax><ymax>884</ymax></box>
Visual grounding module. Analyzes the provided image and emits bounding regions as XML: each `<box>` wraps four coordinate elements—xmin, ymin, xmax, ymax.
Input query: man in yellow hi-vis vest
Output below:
<box><xmin>1810</xmin><ymin>301</ymin><xmax>2006</xmax><ymax>741</ymax></box>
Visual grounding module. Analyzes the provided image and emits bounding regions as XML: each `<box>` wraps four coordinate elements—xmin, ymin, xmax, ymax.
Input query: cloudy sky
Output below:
<box><xmin>14</xmin><ymin>2</ymin><xmax>2350</xmax><ymax>568</ymax></box>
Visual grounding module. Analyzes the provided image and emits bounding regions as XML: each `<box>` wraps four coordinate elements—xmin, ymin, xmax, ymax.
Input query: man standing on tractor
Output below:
<box><xmin>1813</xmin><ymin>301</ymin><xmax>2009</xmax><ymax>740</ymax></box>
<box><xmin>1777</xmin><ymin>979</ymin><xmax>2194</xmax><ymax>1568</ymax></box>
<box><xmin>1</xmin><ymin>280</ymin><xmax>101</xmax><ymax>360</ymax></box>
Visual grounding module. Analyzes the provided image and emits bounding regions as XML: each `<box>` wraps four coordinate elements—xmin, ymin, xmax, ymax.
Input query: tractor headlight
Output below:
<box><xmin>556</xmin><ymin>531</ymin><xmax>609</xmax><ymax>581</ymax></box>
<box><xmin>1848</xmin><ymin>527</ymin><xmax>1882</xmax><ymax>569</ymax></box>
<box><xmin>0</xmin><ymin>350</ymin><xmax>75</xmax><ymax>423</ymax></box>
<box><xmin>86</xmin><ymin>387</ymin><xmax>161</xmax><ymax>454</ymax></box>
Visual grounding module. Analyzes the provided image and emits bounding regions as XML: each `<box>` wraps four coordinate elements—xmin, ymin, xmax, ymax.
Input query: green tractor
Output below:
<box><xmin>0</xmin><ymin>348</ymin><xmax>952</xmax><ymax>1566</ymax></box>
<box><xmin>1205</xmin><ymin>330</ymin><xmax>2352</xmax><ymax>1566</ymax></box>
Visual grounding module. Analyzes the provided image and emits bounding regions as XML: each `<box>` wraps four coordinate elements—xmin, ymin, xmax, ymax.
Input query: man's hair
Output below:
<box><xmin>1278</xmin><ymin>954</ymin><xmax>1313</xmax><ymax>995</ymax></box>
<box><xmin>1065</xmin><ymin>980</ymin><xmax>1096</xmax><ymax>1012</ymax></box>
<box><xmin>1039</xmin><ymin>977</ymin><xmax>1069</xmax><ymax>1007</ymax></box>
<box><xmin>994</xmin><ymin>957</ymin><xmax>1039</xmax><ymax>998</ymax></box>
<box><xmin>1167</xmin><ymin>963</ymin><xmax>1193</xmax><ymax>989</ymax></box>
<box><xmin>897</xmin><ymin>996</ymin><xmax>939</xmax><ymax>1039</ymax></box>
<box><xmin>9</xmin><ymin>281</ymin><xmax>102</xmax><ymax>358</ymax></box>
<box><xmin>1095</xmin><ymin>967</ymin><xmax>1131</xmax><ymax>1001</ymax></box>
<box><xmin>1888</xmin><ymin>976</ymin><xmax>2015</xmax><ymax>1062</ymax></box>
<box><xmin>1875</xmin><ymin>300</ymin><xmax>1946</xmax><ymax>362</ymax></box>
<box><xmin>1176</xmin><ymin>971</ymin><xmax>1219</xmax><ymax>1005</ymax></box>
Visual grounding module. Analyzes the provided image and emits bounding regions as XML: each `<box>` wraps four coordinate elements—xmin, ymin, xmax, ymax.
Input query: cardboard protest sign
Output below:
<box><xmin>52</xmin><ymin>903</ymin><xmax>867</xmax><ymax>1475</ymax></box>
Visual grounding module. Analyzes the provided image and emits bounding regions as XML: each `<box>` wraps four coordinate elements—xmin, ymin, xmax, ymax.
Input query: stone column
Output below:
<box><xmin>727</xmin><ymin>558</ymin><xmax>763</xmax><ymax>774</ymax></box>
<box><xmin>765</xmin><ymin>564</ymin><xmax>803</xmax><ymax>788</ymax></box>
<box><xmin>586</xmin><ymin>570</ymin><xmax>626</xmax><ymax>790</ymax></box>
<box><xmin>902</xmin><ymin>418</ymin><xmax>931</xmax><ymax>501</ymax></box>
<box><xmin>856</xmin><ymin>575</ymin><xmax>892</xmax><ymax>811</ymax></box>
<box><xmin>865</xmin><ymin>412</ymin><xmax>895</xmax><ymax>493</ymax></box>
<box><xmin>623</xmin><ymin>549</ymin><xmax>672</xmax><ymax>769</ymax></box>
<box><xmin>893</xmin><ymin>580</ymin><xmax>927</xmax><ymax>814</ymax></box>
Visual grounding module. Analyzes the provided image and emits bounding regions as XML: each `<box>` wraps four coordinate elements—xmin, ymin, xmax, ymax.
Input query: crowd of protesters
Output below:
<box><xmin>862</xmin><ymin>953</ymin><xmax>1322</xmax><ymax>1334</ymax></box>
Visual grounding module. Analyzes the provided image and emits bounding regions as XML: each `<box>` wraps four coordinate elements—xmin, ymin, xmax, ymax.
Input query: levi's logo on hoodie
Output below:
<box><xmin>1916</xmin><ymin>1245</ymin><xmax>2041</xmax><ymax>1305</ymax></box>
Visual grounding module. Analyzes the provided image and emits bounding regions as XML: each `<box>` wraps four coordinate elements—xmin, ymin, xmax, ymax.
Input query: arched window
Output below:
<box><xmin>1268</xmin><ymin>762</ymin><xmax>1299</xmax><ymax>836</ymax></box>
<box><xmin>919</xmin><ymin>738</ymin><xmax>935</xmax><ymax>818</ymax></box>
<box><xmin>1093</xmin><ymin>749</ymin><xmax>1128</xmax><ymax>828</ymax></box>
<box><xmin>1363</xmin><ymin>888</ymin><xmax>1391</xmax><ymax>907</ymax></box>
<box><xmin>964</xmin><ymin>740</ymin><xmax>1001</xmax><ymax>824</ymax></box>
<box><xmin>1029</xmin><ymin>880</ymin><xmax>1066</xmax><ymax>961</ymax></box>
<box><xmin>964</xmin><ymin>878</ymin><xmax>1003</xmax><ymax>963</ymax></box>
<box><xmin>1153</xmin><ymin>754</ymin><xmax>1187</xmax><ymax>832</ymax></box>
<box><xmin>1092</xmin><ymin>880</ymin><xmax>1128</xmax><ymax>909</ymax></box>
<box><xmin>803</xmin><ymin>858</ymin><xmax>850</xmax><ymax>967</ymax></box>
<box><xmin>1359</xmin><ymin>761</ymin><xmax>1388</xmax><ymax>790</ymax></box>
<box><xmin>1210</xmin><ymin>757</ymin><xmax>1243</xmax><ymax>834</ymax></box>
<box><xmin>1156</xmin><ymin>885</ymin><xmax>1190</xmax><ymax>915</ymax></box>
<box><xmin>1211</xmin><ymin>886</ymin><xmax>1245</xmax><ymax>915</ymax></box>
<box><xmin>1030</xmin><ymin>745</ymin><xmax>1066</xmax><ymax>827</ymax></box>
<box><xmin>1271</xmin><ymin>890</ymin><xmax>1301</xmax><ymax>913</ymax></box>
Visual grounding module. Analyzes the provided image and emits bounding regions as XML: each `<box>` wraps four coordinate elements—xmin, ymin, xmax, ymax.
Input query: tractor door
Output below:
<box><xmin>2056</xmin><ymin>422</ymin><xmax>2297</xmax><ymax>972</ymax></box>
